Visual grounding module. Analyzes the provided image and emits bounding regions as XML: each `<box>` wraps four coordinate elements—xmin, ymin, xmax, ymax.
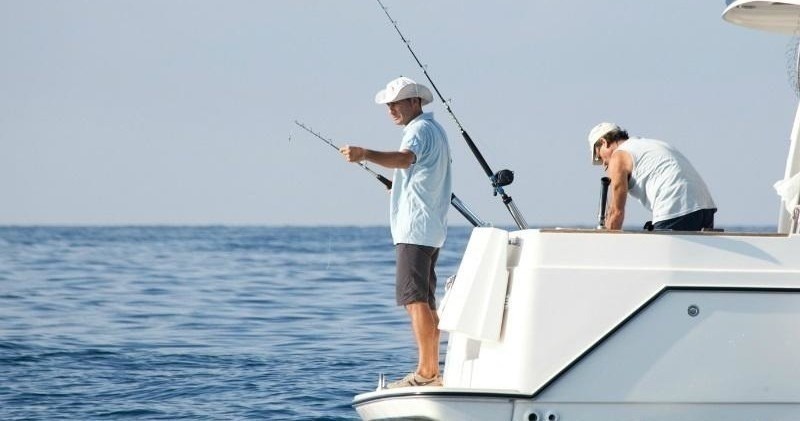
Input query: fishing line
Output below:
<box><xmin>293</xmin><ymin>120</ymin><xmax>488</xmax><ymax>227</ymax></box>
<box><xmin>375</xmin><ymin>0</ymin><xmax>529</xmax><ymax>230</ymax></box>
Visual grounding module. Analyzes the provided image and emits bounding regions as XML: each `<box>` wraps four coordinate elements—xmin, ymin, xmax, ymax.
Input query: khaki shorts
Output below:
<box><xmin>395</xmin><ymin>243</ymin><xmax>439</xmax><ymax>309</ymax></box>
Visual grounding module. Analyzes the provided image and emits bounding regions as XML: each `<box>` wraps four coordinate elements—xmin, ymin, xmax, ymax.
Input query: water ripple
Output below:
<box><xmin>0</xmin><ymin>226</ymin><xmax>474</xmax><ymax>420</ymax></box>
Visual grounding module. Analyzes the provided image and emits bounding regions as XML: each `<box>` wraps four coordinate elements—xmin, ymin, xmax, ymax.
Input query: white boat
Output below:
<box><xmin>353</xmin><ymin>1</ymin><xmax>800</xmax><ymax>420</ymax></box>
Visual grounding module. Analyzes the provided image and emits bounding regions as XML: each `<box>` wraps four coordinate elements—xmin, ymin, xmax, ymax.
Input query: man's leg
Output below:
<box><xmin>390</xmin><ymin>244</ymin><xmax>442</xmax><ymax>387</ymax></box>
<box><xmin>406</xmin><ymin>302</ymin><xmax>440</xmax><ymax>379</ymax></box>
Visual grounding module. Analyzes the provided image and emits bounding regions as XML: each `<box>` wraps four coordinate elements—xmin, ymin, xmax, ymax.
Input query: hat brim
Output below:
<box><xmin>375</xmin><ymin>84</ymin><xmax>434</xmax><ymax>106</ymax></box>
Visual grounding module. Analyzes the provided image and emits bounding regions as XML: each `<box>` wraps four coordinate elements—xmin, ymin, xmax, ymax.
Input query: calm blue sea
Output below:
<box><xmin>0</xmin><ymin>226</ymin><xmax>475</xmax><ymax>420</ymax></box>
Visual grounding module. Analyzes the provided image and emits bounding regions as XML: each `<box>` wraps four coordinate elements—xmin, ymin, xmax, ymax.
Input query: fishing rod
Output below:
<box><xmin>294</xmin><ymin>120</ymin><xmax>488</xmax><ymax>228</ymax></box>
<box><xmin>375</xmin><ymin>0</ymin><xmax>529</xmax><ymax>230</ymax></box>
<box><xmin>295</xmin><ymin>120</ymin><xmax>391</xmax><ymax>189</ymax></box>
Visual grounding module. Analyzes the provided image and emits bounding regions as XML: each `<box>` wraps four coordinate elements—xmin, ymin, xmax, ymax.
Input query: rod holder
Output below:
<box><xmin>597</xmin><ymin>177</ymin><xmax>611</xmax><ymax>229</ymax></box>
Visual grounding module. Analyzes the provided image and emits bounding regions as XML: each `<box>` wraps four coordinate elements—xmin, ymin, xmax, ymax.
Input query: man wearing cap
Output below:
<box><xmin>340</xmin><ymin>76</ymin><xmax>451</xmax><ymax>388</ymax></box>
<box><xmin>588</xmin><ymin>122</ymin><xmax>716</xmax><ymax>230</ymax></box>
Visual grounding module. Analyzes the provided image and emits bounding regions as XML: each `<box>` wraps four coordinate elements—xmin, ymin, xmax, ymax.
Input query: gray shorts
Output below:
<box><xmin>395</xmin><ymin>243</ymin><xmax>440</xmax><ymax>309</ymax></box>
<box><xmin>652</xmin><ymin>208</ymin><xmax>717</xmax><ymax>231</ymax></box>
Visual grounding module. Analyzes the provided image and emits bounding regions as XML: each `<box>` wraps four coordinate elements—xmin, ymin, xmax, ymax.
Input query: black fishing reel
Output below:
<box><xmin>491</xmin><ymin>169</ymin><xmax>515</xmax><ymax>196</ymax></box>
<box><xmin>494</xmin><ymin>169</ymin><xmax>514</xmax><ymax>187</ymax></box>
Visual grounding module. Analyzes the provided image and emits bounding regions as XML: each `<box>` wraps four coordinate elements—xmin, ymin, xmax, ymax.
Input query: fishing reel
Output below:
<box><xmin>494</xmin><ymin>169</ymin><xmax>514</xmax><ymax>186</ymax></box>
<box><xmin>491</xmin><ymin>169</ymin><xmax>515</xmax><ymax>195</ymax></box>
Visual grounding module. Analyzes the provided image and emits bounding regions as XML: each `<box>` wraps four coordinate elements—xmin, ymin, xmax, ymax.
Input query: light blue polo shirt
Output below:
<box><xmin>390</xmin><ymin>112</ymin><xmax>452</xmax><ymax>248</ymax></box>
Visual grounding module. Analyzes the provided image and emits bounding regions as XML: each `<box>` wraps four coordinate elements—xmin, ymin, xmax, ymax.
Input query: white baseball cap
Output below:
<box><xmin>374</xmin><ymin>76</ymin><xmax>434</xmax><ymax>106</ymax></box>
<box><xmin>587</xmin><ymin>122</ymin><xmax>621</xmax><ymax>165</ymax></box>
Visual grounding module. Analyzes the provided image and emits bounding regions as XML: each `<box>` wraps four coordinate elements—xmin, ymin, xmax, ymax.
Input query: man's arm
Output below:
<box><xmin>340</xmin><ymin>145</ymin><xmax>415</xmax><ymax>169</ymax></box>
<box><xmin>605</xmin><ymin>150</ymin><xmax>633</xmax><ymax>230</ymax></box>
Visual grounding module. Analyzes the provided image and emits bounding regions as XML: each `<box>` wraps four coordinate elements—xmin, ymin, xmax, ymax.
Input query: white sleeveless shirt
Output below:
<box><xmin>616</xmin><ymin>138</ymin><xmax>715</xmax><ymax>223</ymax></box>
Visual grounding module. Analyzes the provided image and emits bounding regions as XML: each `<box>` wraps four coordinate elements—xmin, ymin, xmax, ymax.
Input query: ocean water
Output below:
<box><xmin>0</xmin><ymin>226</ymin><xmax>473</xmax><ymax>420</ymax></box>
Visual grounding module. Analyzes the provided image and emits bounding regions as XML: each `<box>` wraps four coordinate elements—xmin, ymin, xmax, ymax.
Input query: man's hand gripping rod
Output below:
<box><xmin>294</xmin><ymin>121</ymin><xmax>488</xmax><ymax>228</ymax></box>
<box><xmin>376</xmin><ymin>0</ymin><xmax>528</xmax><ymax>230</ymax></box>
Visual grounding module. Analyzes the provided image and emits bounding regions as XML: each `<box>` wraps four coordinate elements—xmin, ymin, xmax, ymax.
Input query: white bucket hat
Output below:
<box><xmin>587</xmin><ymin>122</ymin><xmax>621</xmax><ymax>165</ymax></box>
<box><xmin>374</xmin><ymin>76</ymin><xmax>434</xmax><ymax>106</ymax></box>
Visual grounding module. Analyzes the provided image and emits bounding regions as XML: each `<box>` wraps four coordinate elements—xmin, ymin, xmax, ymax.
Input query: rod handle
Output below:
<box><xmin>376</xmin><ymin>174</ymin><xmax>392</xmax><ymax>190</ymax></box>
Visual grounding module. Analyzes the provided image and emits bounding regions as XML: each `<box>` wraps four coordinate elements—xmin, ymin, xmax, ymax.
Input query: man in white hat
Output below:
<box><xmin>588</xmin><ymin>122</ymin><xmax>716</xmax><ymax>230</ymax></box>
<box><xmin>340</xmin><ymin>76</ymin><xmax>451</xmax><ymax>387</ymax></box>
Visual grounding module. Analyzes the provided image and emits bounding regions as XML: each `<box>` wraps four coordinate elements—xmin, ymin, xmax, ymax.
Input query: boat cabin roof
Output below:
<box><xmin>723</xmin><ymin>0</ymin><xmax>800</xmax><ymax>34</ymax></box>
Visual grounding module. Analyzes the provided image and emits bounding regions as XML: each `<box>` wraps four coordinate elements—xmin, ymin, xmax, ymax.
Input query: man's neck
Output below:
<box><xmin>402</xmin><ymin>110</ymin><xmax>424</xmax><ymax>126</ymax></box>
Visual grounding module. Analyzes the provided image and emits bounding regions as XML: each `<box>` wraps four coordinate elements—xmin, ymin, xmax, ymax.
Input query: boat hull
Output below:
<box><xmin>352</xmin><ymin>229</ymin><xmax>800</xmax><ymax>420</ymax></box>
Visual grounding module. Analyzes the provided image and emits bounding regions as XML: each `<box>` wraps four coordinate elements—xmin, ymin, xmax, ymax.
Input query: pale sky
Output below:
<box><xmin>1</xmin><ymin>1</ymin><xmax>796</xmax><ymax>228</ymax></box>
